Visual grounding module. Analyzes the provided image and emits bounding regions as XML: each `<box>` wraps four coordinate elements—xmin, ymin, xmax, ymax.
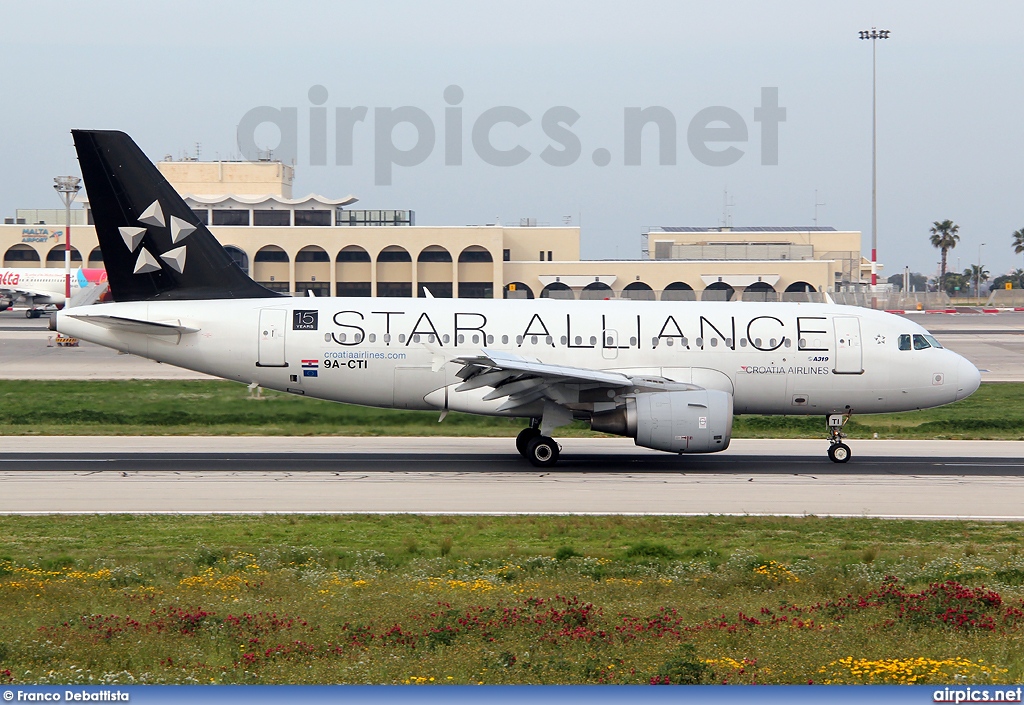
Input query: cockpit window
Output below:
<box><xmin>913</xmin><ymin>334</ymin><xmax>931</xmax><ymax>350</ymax></box>
<box><xmin>898</xmin><ymin>334</ymin><xmax>911</xmax><ymax>351</ymax></box>
<box><xmin>923</xmin><ymin>334</ymin><xmax>943</xmax><ymax>349</ymax></box>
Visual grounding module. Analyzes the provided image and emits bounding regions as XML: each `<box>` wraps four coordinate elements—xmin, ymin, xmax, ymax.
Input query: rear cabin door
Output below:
<box><xmin>833</xmin><ymin>316</ymin><xmax>863</xmax><ymax>374</ymax></box>
<box><xmin>258</xmin><ymin>308</ymin><xmax>288</xmax><ymax>367</ymax></box>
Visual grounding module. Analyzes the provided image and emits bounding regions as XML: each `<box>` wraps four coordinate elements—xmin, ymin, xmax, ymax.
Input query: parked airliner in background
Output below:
<box><xmin>54</xmin><ymin>130</ymin><xmax>981</xmax><ymax>466</ymax></box>
<box><xmin>1</xmin><ymin>267</ymin><xmax>107</xmax><ymax>316</ymax></box>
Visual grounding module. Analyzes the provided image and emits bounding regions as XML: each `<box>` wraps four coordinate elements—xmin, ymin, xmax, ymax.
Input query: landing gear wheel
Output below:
<box><xmin>525</xmin><ymin>435</ymin><xmax>560</xmax><ymax>468</ymax></box>
<box><xmin>516</xmin><ymin>427</ymin><xmax>541</xmax><ymax>456</ymax></box>
<box><xmin>828</xmin><ymin>443</ymin><xmax>851</xmax><ymax>463</ymax></box>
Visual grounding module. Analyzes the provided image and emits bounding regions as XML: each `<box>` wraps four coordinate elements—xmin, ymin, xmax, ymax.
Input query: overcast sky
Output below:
<box><xmin>1</xmin><ymin>0</ymin><xmax>1022</xmax><ymax>278</ymax></box>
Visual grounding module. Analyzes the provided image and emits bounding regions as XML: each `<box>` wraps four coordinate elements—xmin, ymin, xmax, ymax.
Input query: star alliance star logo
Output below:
<box><xmin>875</xmin><ymin>334</ymin><xmax>886</xmax><ymax>345</ymax></box>
<box><xmin>119</xmin><ymin>199</ymin><xmax>195</xmax><ymax>275</ymax></box>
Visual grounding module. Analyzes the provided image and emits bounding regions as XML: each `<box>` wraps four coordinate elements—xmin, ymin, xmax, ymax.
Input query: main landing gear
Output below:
<box><xmin>827</xmin><ymin>413</ymin><xmax>852</xmax><ymax>463</ymax></box>
<box><xmin>516</xmin><ymin>421</ymin><xmax>560</xmax><ymax>468</ymax></box>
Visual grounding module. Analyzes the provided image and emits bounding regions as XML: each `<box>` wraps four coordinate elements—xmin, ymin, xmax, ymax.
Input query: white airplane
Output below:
<box><xmin>0</xmin><ymin>267</ymin><xmax>108</xmax><ymax>317</ymax></box>
<box><xmin>54</xmin><ymin>130</ymin><xmax>981</xmax><ymax>466</ymax></box>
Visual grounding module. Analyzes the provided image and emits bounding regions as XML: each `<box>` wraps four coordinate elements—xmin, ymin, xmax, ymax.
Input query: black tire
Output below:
<box><xmin>828</xmin><ymin>443</ymin><xmax>851</xmax><ymax>463</ymax></box>
<box><xmin>526</xmin><ymin>435</ymin><xmax>560</xmax><ymax>467</ymax></box>
<box><xmin>516</xmin><ymin>427</ymin><xmax>541</xmax><ymax>456</ymax></box>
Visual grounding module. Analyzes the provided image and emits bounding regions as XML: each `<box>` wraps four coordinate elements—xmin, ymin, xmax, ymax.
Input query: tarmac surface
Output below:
<box><xmin>2</xmin><ymin>437</ymin><xmax>1023</xmax><ymax>518</ymax></box>
<box><xmin>2</xmin><ymin>308</ymin><xmax>1022</xmax><ymax>381</ymax></box>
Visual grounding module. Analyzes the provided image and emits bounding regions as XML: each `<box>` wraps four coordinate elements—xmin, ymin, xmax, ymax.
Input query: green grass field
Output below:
<box><xmin>2</xmin><ymin>515</ymin><xmax>1024</xmax><ymax>685</ymax></box>
<box><xmin>0</xmin><ymin>380</ymin><xmax>1021</xmax><ymax>439</ymax></box>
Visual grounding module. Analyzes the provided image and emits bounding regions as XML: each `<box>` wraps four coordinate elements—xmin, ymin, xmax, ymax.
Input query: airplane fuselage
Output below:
<box><xmin>0</xmin><ymin>267</ymin><xmax>106</xmax><ymax>306</ymax></box>
<box><xmin>56</xmin><ymin>297</ymin><xmax>980</xmax><ymax>418</ymax></box>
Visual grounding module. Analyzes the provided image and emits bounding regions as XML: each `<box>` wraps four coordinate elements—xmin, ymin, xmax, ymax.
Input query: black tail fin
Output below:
<box><xmin>73</xmin><ymin>130</ymin><xmax>282</xmax><ymax>302</ymax></box>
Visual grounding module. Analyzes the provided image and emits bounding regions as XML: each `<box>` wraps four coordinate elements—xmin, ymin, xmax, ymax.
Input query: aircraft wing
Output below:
<box><xmin>455</xmin><ymin>348</ymin><xmax>633</xmax><ymax>387</ymax></box>
<box><xmin>0</xmin><ymin>284</ymin><xmax>58</xmax><ymax>301</ymax></box>
<box><xmin>451</xmin><ymin>348</ymin><xmax>695</xmax><ymax>416</ymax></box>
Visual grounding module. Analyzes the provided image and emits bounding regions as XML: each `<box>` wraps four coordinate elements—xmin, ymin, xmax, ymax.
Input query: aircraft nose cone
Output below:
<box><xmin>956</xmin><ymin>355</ymin><xmax>981</xmax><ymax>401</ymax></box>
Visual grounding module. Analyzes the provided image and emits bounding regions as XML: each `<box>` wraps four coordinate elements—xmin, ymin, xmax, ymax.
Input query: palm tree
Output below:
<box><xmin>964</xmin><ymin>264</ymin><xmax>990</xmax><ymax>297</ymax></box>
<box><xmin>1013</xmin><ymin>229</ymin><xmax>1024</xmax><ymax>269</ymax></box>
<box><xmin>930</xmin><ymin>220</ymin><xmax>960</xmax><ymax>291</ymax></box>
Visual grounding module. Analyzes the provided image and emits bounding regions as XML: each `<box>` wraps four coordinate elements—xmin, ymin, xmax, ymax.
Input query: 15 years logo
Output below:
<box><xmin>293</xmin><ymin>310</ymin><xmax>318</xmax><ymax>330</ymax></box>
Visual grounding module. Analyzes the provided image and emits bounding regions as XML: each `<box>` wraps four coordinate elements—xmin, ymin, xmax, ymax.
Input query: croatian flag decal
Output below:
<box><xmin>301</xmin><ymin>360</ymin><xmax>319</xmax><ymax>377</ymax></box>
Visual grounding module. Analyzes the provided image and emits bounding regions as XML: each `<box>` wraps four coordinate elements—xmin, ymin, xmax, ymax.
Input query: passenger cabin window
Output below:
<box><xmin>898</xmin><ymin>334</ymin><xmax>911</xmax><ymax>351</ymax></box>
<box><xmin>913</xmin><ymin>334</ymin><xmax>931</xmax><ymax>350</ymax></box>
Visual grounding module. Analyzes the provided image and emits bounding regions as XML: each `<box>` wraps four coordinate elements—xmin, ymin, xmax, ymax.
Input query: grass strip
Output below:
<box><xmin>0</xmin><ymin>379</ymin><xmax>1021</xmax><ymax>438</ymax></box>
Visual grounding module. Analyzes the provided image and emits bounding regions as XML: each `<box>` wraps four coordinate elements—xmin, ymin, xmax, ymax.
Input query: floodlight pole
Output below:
<box><xmin>860</xmin><ymin>28</ymin><xmax>890</xmax><ymax>293</ymax></box>
<box><xmin>53</xmin><ymin>176</ymin><xmax>82</xmax><ymax>302</ymax></box>
<box><xmin>977</xmin><ymin>243</ymin><xmax>985</xmax><ymax>299</ymax></box>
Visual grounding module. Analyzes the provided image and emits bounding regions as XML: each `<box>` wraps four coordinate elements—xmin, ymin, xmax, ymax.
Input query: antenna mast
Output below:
<box><xmin>814</xmin><ymin>190</ymin><xmax>826</xmax><ymax>226</ymax></box>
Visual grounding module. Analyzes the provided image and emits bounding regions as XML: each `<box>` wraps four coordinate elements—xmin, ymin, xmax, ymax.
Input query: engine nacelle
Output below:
<box><xmin>591</xmin><ymin>389</ymin><xmax>733</xmax><ymax>453</ymax></box>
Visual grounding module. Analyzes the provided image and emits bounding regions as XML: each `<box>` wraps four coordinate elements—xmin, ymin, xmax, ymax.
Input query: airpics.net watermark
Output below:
<box><xmin>236</xmin><ymin>85</ymin><xmax>786</xmax><ymax>185</ymax></box>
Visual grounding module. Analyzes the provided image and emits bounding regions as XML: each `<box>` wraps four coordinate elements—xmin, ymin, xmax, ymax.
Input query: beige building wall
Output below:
<box><xmin>503</xmin><ymin>259</ymin><xmax>833</xmax><ymax>300</ymax></box>
<box><xmin>157</xmin><ymin>161</ymin><xmax>295</xmax><ymax>198</ymax></box>
<box><xmin>0</xmin><ymin>222</ymin><xmax>845</xmax><ymax>301</ymax></box>
<box><xmin>646</xmin><ymin>228</ymin><xmax>862</xmax><ymax>291</ymax></box>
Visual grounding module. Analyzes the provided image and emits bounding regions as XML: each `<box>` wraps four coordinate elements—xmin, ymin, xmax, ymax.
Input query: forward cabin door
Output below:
<box><xmin>258</xmin><ymin>308</ymin><xmax>288</xmax><ymax>367</ymax></box>
<box><xmin>833</xmin><ymin>316</ymin><xmax>863</xmax><ymax>374</ymax></box>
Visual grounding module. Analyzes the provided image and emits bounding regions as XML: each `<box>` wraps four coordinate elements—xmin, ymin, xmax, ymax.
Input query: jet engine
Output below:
<box><xmin>590</xmin><ymin>389</ymin><xmax>733</xmax><ymax>453</ymax></box>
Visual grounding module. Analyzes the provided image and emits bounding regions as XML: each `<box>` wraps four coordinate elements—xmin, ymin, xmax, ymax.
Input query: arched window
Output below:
<box><xmin>457</xmin><ymin>246</ymin><xmax>493</xmax><ymax>298</ymax></box>
<box><xmin>458</xmin><ymin>246</ymin><xmax>493</xmax><ymax>262</ymax></box>
<box><xmin>701</xmin><ymin>281</ymin><xmax>735</xmax><ymax>301</ymax></box>
<box><xmin>45</xmin><ymin>245</ymin><xmax>82</xmax><ymax>266</ymax></box>
<box><xmin>377</xmin><ymin>246</ymin><xmax>412</xmax><ymax>297</ymax></box>
<box><xmin>295</xmin><ymin>246</ymin><xmax>330</xmax><ymax>262</ymax></box>
<box><xmin>336</xmin><ymin>246</ymin><xmax>371</xmax><ymax>262</ymax></box>
<box><xmin>741</xmin><ymin>281</ymin><xmax>778</xmax><ymax>302</ymax></box>
<box><xmin>504</xmin><ymin>282</ymin><xmax>534</xmax><ymax>299</ymax></box>
<box><xmin>377</xmin><ymin>246</ymin><xmax>412</xmax><ymax>262</ymax></box>
<box><xmin>223</xmin><ymin>246</ymin><xmax>248</xmax><ymax>274</ymax></box>
<box><xmin>253</xmin><ymin>246</ymin><xmax>290</xmax><ymax>292</ymax></box>
<box><xmin>254</xmin><ymin>246</ymin><xmax>289</xmax><ymax>262</ymax></box>
<box><xmin>581</xmin><ymin>282</ymin><xmax>613</xmax><ymax>300</ymax></box>
<box><xmin>622</xmin><ymin>281</ymin><xmax>655</xmax><ymax>301</ymax></box>
<box><xmin>336</xmin><ymin>246</ymin><xmax>371</xmax><ymax>297</ymax></box>
<box><xmin>417</xmin><ymin>246</ymin><xmax>452</xmax><ymax>262</ymax></box>
<box><xmin>783</xmin><ymin>281</ymin><xmax>817</xmax><ymax>302</ymax></box>
<box><xmin>540</xmin><ymin>282</ymin><xmax>574</xmax><ymax>299</ymax></box>
<box><xmin>661</xmin><ymin>281</ymin><xmax>695</xmax><ymax>301</ymax></box>
<box><xmin>3</xmin><ymin>245</ymin><xmax>40</xmax><ymax>266</ymax></box>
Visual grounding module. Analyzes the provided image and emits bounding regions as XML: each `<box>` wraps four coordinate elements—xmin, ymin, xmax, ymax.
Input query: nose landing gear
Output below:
<box><xmin>827</xmin><ymin>413</ymin><xmax>852</xmax><ymax>463</ymax></box>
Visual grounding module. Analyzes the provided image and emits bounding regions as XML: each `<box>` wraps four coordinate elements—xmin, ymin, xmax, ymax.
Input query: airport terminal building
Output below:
<box><xmin>2</xmin><ymin>160</ymin><xmax>874</xmax><ymax>302</ymax></box>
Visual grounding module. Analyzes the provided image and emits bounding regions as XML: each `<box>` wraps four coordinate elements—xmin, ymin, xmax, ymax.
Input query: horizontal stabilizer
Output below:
<box><xmin>68</xmin><ymin>282</ymin><xmax>109</xmax><ymax>308</ymax></box>
<box><xmin>65</xmin><ymin>314</ymin><xmax>199</xmax><ymax>336</ymax></box>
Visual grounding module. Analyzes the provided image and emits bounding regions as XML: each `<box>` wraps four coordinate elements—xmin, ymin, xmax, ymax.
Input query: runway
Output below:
<box><xmin>2</xmin><ymin>437</ymin><xmax>1024</xmax><ymax>519</ymax></box>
